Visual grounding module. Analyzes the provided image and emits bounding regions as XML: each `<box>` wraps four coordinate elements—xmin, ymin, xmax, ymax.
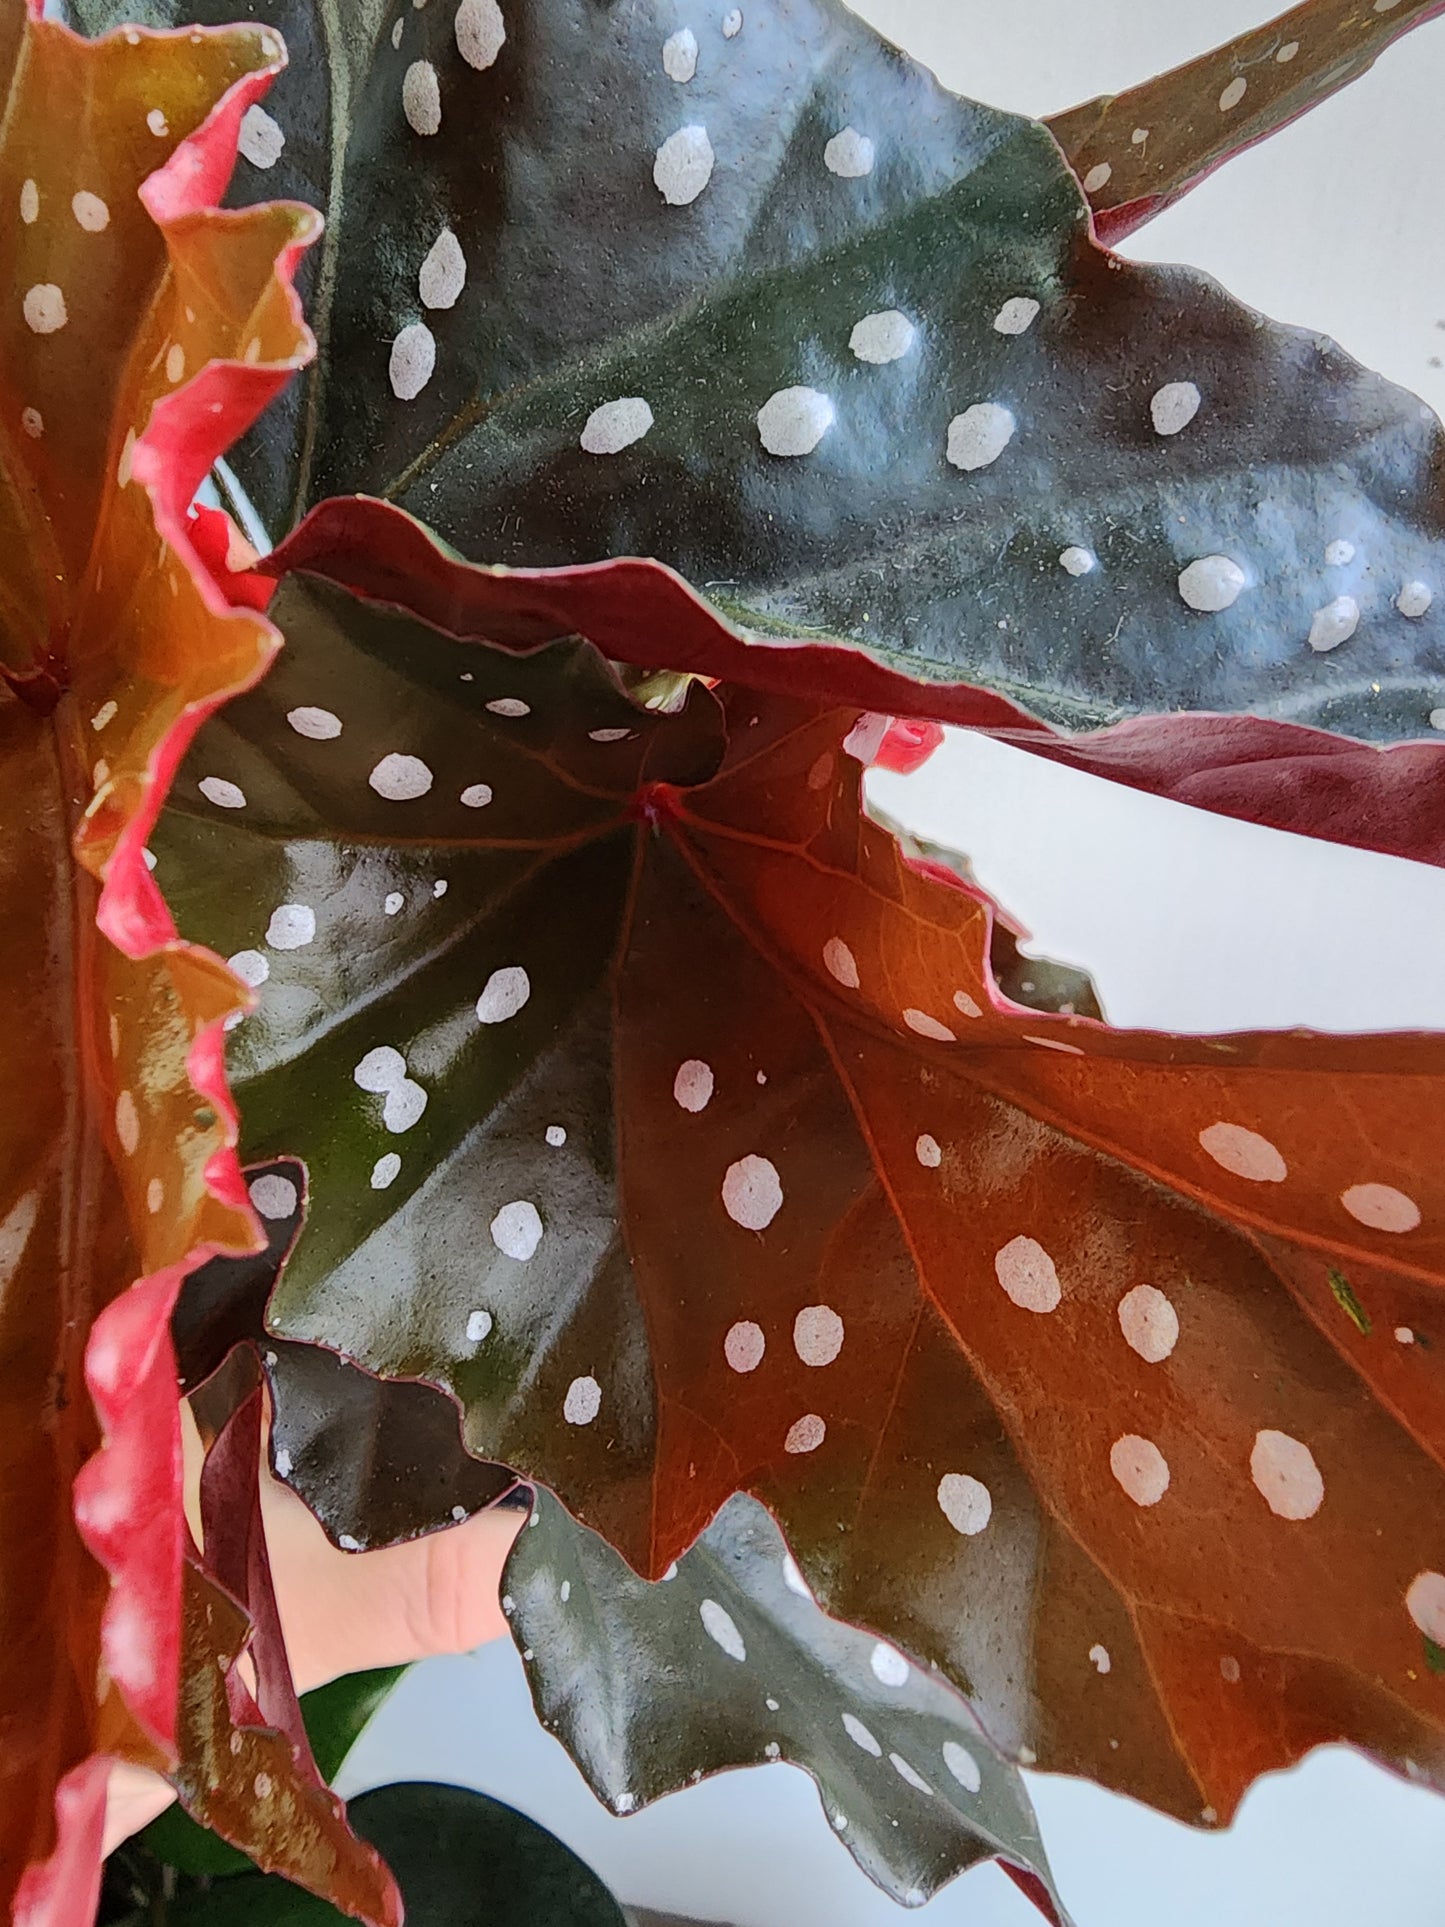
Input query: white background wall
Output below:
<box><xmin>341</xmin><ymin>3</ymin><xmax>1445</xmax><ymax>1921</ymax></box>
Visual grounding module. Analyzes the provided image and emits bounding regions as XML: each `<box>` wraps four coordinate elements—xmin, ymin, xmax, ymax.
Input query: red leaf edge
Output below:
<box><xmin>13</xmin><ymin>31</ymin><xmax>318</xmax><ymax>1922</ymax></box>
<box><xmin>254</xmin><ymin>496</ymin><xmax>1445</xmax><ymax>871</ymax></box>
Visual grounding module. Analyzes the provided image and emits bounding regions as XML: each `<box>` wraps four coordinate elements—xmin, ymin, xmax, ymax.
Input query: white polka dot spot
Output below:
<box><xmin>198</xmin><ymin>776</ymin><xmax>246</xmax><ymax>810</ymax></box>
<box><xmin>588</xmin><ymin>727</ymin><xmax>633</xmax><ymax>743</ymax></box>
<box><xmin>1406</xmin><ymin>1571</ymin><xmax>1445</xmax><ymax>1643</ymax></box>
<box><xmin>249</xmin><ymin>1173</ymin><xmax>297</xmax><ymax>1221</ymax></box>
<box><xmin>1220</xmin><ymin>1655</ymin><xmax>1241</xmax><ymax>1683</ymax></box>
<box><xmin>782</xmin><ymin>1552</ymin><xmax>810</xmax><ymax>1598</ymax></box>
<box><xmin>937</xmin><ymin>1472</ymin><xmax>992</xmax><ymax>1536</ymax></box>
<box><xmin>1398</xmin><ymin>581</ymin><xmax>1433</xmax><ymax>619</ymax></box>
<box><xmin>476</xmin><ymin>966</ymin><xmax>530</xmax><ymax>1023</ymax></box>
<box><xmin>1218</xmin><ymin>76</ymin><xmax>1246</xmax><ymax>111</ymax></box>
<box><xmin>115</xmin><ymin>1090</ymin><xmax>140</xmax><ymax>1157</ymax></box>
<box><xmin>663</xmin><ymin>27</ymin><xmax>698</xmax><ymax>80</ymax></box>
<box><xmin>784</xmin><ymin>1413</ymin><xmax>825</xmax><ymax>1454</ymax></box>
<box><xmin>722</xmin><ymin>7</ymin><xmax>742</xmax><ymax>33</ymax></box>
<box><xmin>842</xmin><ymin>1712</ymin><xmax>881</xmax><ymax>1756</ymax></box>
<box><xmin>227</xmin><ymin>949</ymin><xmax>269</xmax><ymax>989</ymax></box>
<box><xmin>354</xmin><ymin>1046</ymin><xmax>408</xmax><ymax>1094</ymax></box>
<box><xmin>870</xmin><ymin>1641</ymin><xmax>909</xmax><ymax>1687</ymax></box>
<box><xmin>947</xmin><ymin>403</ymin><xmax>1016</xmax><ymax>472</ymax></box>
<box><xmin>891</xmin><ymin>1753</ymin><xmax>933</xmax><ymax>1796</ymax></box>
<box><xmin>1250</xmin><ymin>1429</ymin><xmax>1324</xmax><ymax>1520</ymax></box>
<box><xmin>545</xmin><ymin>1124</ymin><xmax>567</xmax><ymax>1147</ymax></box>
<box><xmin>654</xmin><ymin>124</ymin><xmax>715</xmax><ymax>204</ymax></box>
<box><xmin>71</xmin><ymin>190</ymin><xmax>110</xmax><ymax>231</ymax></box>
<box><xmin>371</xmin><ymin>1153</ymin><xmax>401</xmax><ymax>1189</ymax></box>
<box><xmin>238</xmin><ymin>104</ymin><xmax>285</xmax><ymax>168</ymax></box>
<box><xmin>1308</xmin><ymin>595</ymin><xmax>1360</xmax><ymax>653</ymax></box>
<box><xmin>389</xmin><ymin>322</ymin><xmax>436</xmax><ymax>400</ymax></box>
<box><xmin>287</xmin><ymin>705</ymin><xmax>342</xmax><ymax>740</ymax></box>
<box><xmin>757</xmin><ymin>386</ymin><xmax>834</xmax><ymax>457</ymax></box>
<box><xmin>699</xmin><ymin>1598</ymin><xmax>746</xmax><ymax>1661</ymax></box>
<box><xmin>460</xmin><ymin>783</ymin><xmax>494</xmax><ymax>808</ymax></box>
<box><xmin>1341</xmin><ymin>1183</ymin><xmax>1421</xmax><ymax>1233</ymax></box>
<box><xmin>822</xmin><ymin>937</ymin><xmax>859</xmax><ymax>988</ymax></box>
<box><xmin>491</xmin><ymin>1199</ymin><xmax>543</xmax><ymax>1260</ymax></box>
<box><xmin>19</xmin><ymin>178</ymin><xmax>37</xmax><ymax>223</ymax></box>
<box><xmin>903</xmin><ymin>1008</ymin><xmax>955</xmax><ymax>1042</ymax></box>
<box><xmin>266</xmin><ymin>903</ymin><xmax>316</xmax><ymax>949</ymax></box>
<box><xmin>824</xmin><ymin>126</ymin><xmax>874</xmax><ymax>176</ymax></box>
<box><xmin>20</xmin><ymin>407</ymin><xmax>42</xmax><ymax>438</ymax></box>
<box><xmin>486</xmin><ymin>698</ymin><xmax>530</xmax><ymax>718</ymax></box>
<box><xmin>384</xmin><ymin>892</ymin><xmax>404</xmax><ymax>916</ymax></box>
<box><xmin>993</xmin><ymin>296</ymin><xmax>1040</xmax><ymax>336</ymax></box>
<box><xmin>1325</xmin><ymin>540</ymin><xmax>1356</xmax><ymax>567</ymax></box>
<box><xmin>1396</xmin><ymin>1326</ymin><xmax>1416</xmax><ymax>1345</ymax></box>
<box><xmin>1178</xmin><ymin>555</ymin><xmax>1247</xmax><ymax>612</ymax></box>
<box><xmin>24</xmin><ymin>285</ymin><xmax>68</xmax><ymax>334</ymax></box>
<box><xmin>564</xmin><ymin>1375</ymin><xmax>602</xmax><ymax>1425</ymax></box>
<box><xmin>419</xmin><ymin>227</ymin><xmax>467</xmax><ymax>309</ymax></box>
<box><xmin>1089</xmin><ymin>1643</ymin><xmax>1112</xmax><ymax>1674</ymax></box>
<box><xmin>164</xmin><ymin>342</ymin><xmax>186</xmax><ymax>386</ymax></box>
<box><xmin>1276</xmin><ymin>39</ymin><xmax>1299</xmax><ymax>59</ymax></box>
<box><xmin>1198</xmin><ymin>1121</ymin><xmax>1287</xmax><ymax>1183</ymax></box>
<box><xmin>1118</xmin><ymin>1284</ymin><xmax>1179</xmax><ymax>1363</ymax></box>
<box><xmin>146</xmin><ymin>109</ymin><xmax>169</xmax><ymax>137</ymax></box>
<box><xmin>994</xmin><ymin>1235</ymin><xmax>1062</xmax><ymax>1313</ymax></box>
<box><xmin>1150</xmin><ymin>381</ymin><xmax>1201</xmax><ymax>436</ymax></box>
<box><xmin>402</xmin><ymin>59</ymin><xmax>442</xmax><ymax>135</ymax></box>
<box><xmin>849</xmin><ymin>309</ymin><xmax>916</xmax><ymax>363</ymax></box>
<box><xmin>383</xmin><ymin>1078</ymin><xmax>428</xmax><ymax>1133</ymax></box>
<box><xmin>724</xmin><ymin>1320</ymin><xmax>765</xmax><ymax>1373</ymax></box>
<box><xmin>369</xmin><ymin>752</ymin><xmax>434</xmax><ymax>800</ymax></box>
<box><xmin>1082</xmin><ymin>161</ymin><xmax>1112</xmax><ymax>194</ymax></box>
<box><xmin>466</xmin><ymin>1308</ymin><xmax>494</xmax><ymax>1344</ymax></box>
<box><xmin>1110</xmin><ymin>1434</ymin><xmax>1169</xmax><ymax>1507</ymax></box>
<box><xmin>953</xmin><ymin>989</ymin><xmax>983</xmax><ymax>1019</ymax></box>
<box><xmin>943</xmin><ymin>1740</ymin><xmax>981</xmax><ymax>1794</ymax></box>
<box><xmin>916</xmin><ymin>1133</ymin><xmax>942</xmax><ymax>1169</ymax></box>
<box><xmin>1059</xmin><ymin>545</ymin><xmax>1096</xmax><ymax>576</ymax></box>
<box><xmin>673</xmin><ymin>1059</ymin><xmax>714</xmax><ymax>1112</ymax></box>
<box><xmin>793</xmin><ymin>1305</ymin><xmax>844</xmax><ymax>1368</ymax></box>
<box><xmin>581</xmin><ymin>397</ymin><xmax>654</xmax><ymax>454</ymax></box>
<box><xmin>455</xmin><ymin>0</ymin><xmax>506</xmax><ymax>68</ymax></box>
<box><xmin>723</xmin><ymin>1154</ymin><xmax>783</xmax><ymax>1230</ymax></box>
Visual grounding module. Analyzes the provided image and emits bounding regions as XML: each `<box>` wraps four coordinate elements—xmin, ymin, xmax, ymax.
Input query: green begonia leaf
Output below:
<box><xmin>67</xmin><ymin>0</ymin><xmax>1445</xmax><ymax>742</ymax></box>
<box><xmin>506</xmin><ymin>1488</ymin><xmax>1069</xmax><ymax>1916</ymax></box>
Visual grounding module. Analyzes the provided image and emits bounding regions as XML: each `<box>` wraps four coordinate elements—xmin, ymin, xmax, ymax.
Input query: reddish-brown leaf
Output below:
<box><xmin>164</xmin><ymin>516</ymin><xmax>1445</xmax><ymax>1827</ymax></box>
<box><xmin>1046</xmin><ymin>0</ymin><xmax>1445</xmax><ymax>245</ymax></box>
<box><xmin>0</xmin><ymin>8</ymin><xmax>342</xmax><ymax>1914</ymax></box>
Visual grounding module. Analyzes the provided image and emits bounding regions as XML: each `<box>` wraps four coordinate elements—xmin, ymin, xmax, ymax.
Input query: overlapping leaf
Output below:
<box><xmin>1048</xmin><ymin>0</ymin><xmax>1445</xmax><ymax>245</ymax></box>
<box><xmin>153</xmin><ymin>537</ymin><xmax>1445</xmax><ymax>1834</ymax></box>
<box><xmin>507</xmin><ymin>1486</ymin><xmax>1068</xmax><ymax>1917</ymax></box>
<box><xmin>63</xmin><ymin>0</ymin><xmax>1445</xmax><ymax>753</ymax></box>
<box><xmin>0</xmin><ymin>8</ymin><xmax>337</xmax><ymax>1914</ymax></box>
<box><xmin>174</xmin><ymin>1158</ymin><xmax>515</xmax><ymax>1547</ymax></box>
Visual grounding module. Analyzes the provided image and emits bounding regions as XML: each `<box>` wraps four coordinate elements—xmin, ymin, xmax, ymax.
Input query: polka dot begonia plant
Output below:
<box><xmin>8</xmin><ymin>0</ymin><xmax>1445</xmax><ymax>1917</ymax></box>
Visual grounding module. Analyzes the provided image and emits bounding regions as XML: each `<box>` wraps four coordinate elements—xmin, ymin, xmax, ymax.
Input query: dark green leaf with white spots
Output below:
<box><xmin>174</xmin><ymin>1158</ymin><xmax>515</xmax><ymax>1548</ymax></box>
<box><xmin>506</xmin><ymin>1488</ymin><xmax>1069</xmax><ymax>1917</ymax></box>
<box><xmin>65</xmin><ymin>0</ymin><xmax>1445</xmax><ymax>741</ymax></box>
<box><xmin>153</xmin><ymin>558</ymin><xmax>1445</xmax><ymax>1841</ymax></box>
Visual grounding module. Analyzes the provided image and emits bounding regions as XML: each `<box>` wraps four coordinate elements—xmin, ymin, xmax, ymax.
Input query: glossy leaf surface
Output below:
<box><xmin>66</xmin><ymin>0</ymin><xmax>1445</xmax><ymax>746</ymax></box>
<box><xmin>174</xmin><ymin>1158</ymin><xmax>515</xmax><ymax>1546</ymax></box>
<box><xmin>155</xmin><ymin>550</ymin><xmax>1445</xmax><ymax>1830</ymax></box>
<box><xmin>0</xmin><ymin>8</ymin><xmax>317</xmax><ymax>1914</ymax></box>
<box><xmin>1048</xmin><ymin>0</ymin><xmax>1445</xmax><ymax>245</ymax></box>
<box><xmin>507</xmin><ymin>1487</ymin><xmax>1067</xmax><ymax>1916</ymax></box>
